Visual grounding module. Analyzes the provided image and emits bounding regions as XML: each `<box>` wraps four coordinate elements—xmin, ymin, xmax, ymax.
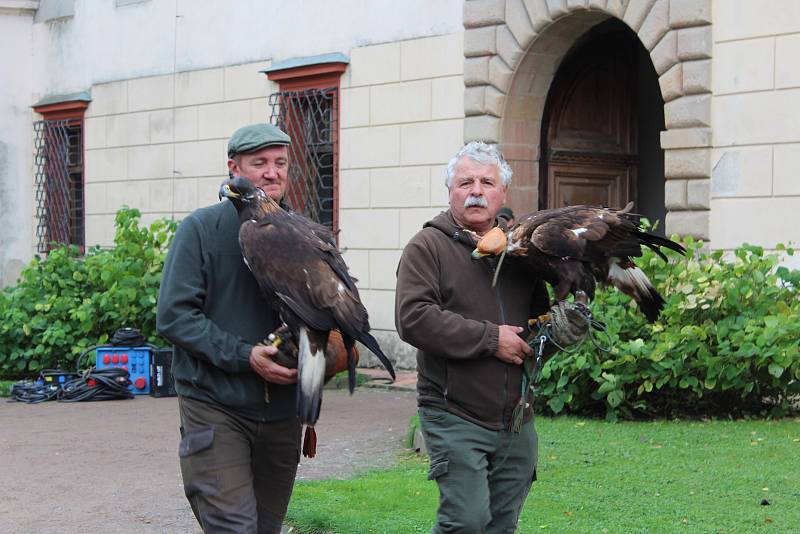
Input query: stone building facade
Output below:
<box><xmin>1</xmin><ymin>0</ymin><xmax>798</xmax><ymax>367</ymax></box>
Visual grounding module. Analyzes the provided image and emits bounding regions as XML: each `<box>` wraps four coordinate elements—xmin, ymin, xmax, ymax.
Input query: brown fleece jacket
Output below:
<box><xmin>395</xmin><ymin>210</ymin><xmax>549</xmax><ymax>431</ymax></box>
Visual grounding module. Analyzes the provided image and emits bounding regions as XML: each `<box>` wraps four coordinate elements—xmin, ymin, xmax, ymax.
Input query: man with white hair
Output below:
<box><xmin>396</xmin><ymin>141</ymin><xmax>577</xmax><ymax>532</ymax></box>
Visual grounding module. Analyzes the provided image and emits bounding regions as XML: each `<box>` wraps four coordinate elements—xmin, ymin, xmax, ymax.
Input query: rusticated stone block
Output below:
<box><xmin>637</xmin><ymin>0</ymin><xmax>669</xmax><ymax>50</ymax></box>
<box><xmin>650</xmin><ymin>30</ymin><xmax>678</xmax><ymax>75</ymax></box>
<box><xmin>546</xmin><ymin>0</ymin><xmax>569</xmax><ymax>19</ymax></box>
<box><xmin>566</xmin><ymin>0</ymin><xmax>589</xmax><ymax>10</ymax></box>
<box><xmin>464</xmin><ymin>0</ymin><xmax>506</xmax><ymax>28</ymax></box>
<box><xmin>669</xmin><ymin>0</ymin><xmax>711</xmax><ymax>29</ymax></box>
<box><xmin>605</xmin><ymin>0</ymin><xmax>629</xmax><ymax>18</ymax></box>
<box><xmin>665</xmin><ymin>210</ymin><xmax>709</xmax><ymax>239</ymax></box>
<box><xmin>523</xmin><ymin>0</ymin><xmax>554</xmax><ymax>31</ymax></box>
<box><xmin>485</xmin><ymin>86</ymin><xmax>506</xmax><ymax>116</ymax></box>
<box><xmin>622</xmin><ymin>0</ymin><xmax>655</xmax><ymax>32</ymax></box>
<box><xmin>465</xmin><ymin>26</ymin><xmax>498</xmax><ymax>57</ymax></box>
<box><xmin>465</xmin><ymin>86</ymin><xmax>487</xmax><ymax>115</ymax></box>
<box><xmin>677</xmin><ymin>26</ymin><xmax>712</xmax><ymax>60</ymax></box>
<box><xmin>664</xmin><ymin>148</ymin><xmax>711</xmax><ymax>179</ymax></box>
<box><xmin>659</xmin><ymin>63</ymin><xmax>683</xmax><ymax>102</ymax></box>
<box><xmin>664</xmin><ymin>94</ymin><xmax>710</xmax><ymax>129</ymax></box>
<box><xmin>464</xmin><ymin>56</ymin><xmax>491</xmax><ymax>86</ymax></box>
<box><xmin>664</xmin><ymin>179</ymin><xmax>688</xmax><ymax>210</ymax></box>
<box><xmin>465</xmin><ymin>115</ymin><xmax>502</xmax><ymax>143</ymax></box>
<box><xmin>489</xmin><ymin>55</ymin><xmax>514</xmax><ymax>92</ymax></box>
<box><xmin>496</xmin><ymin>24</ymin><xmax>524</xmax><ymax>69</ymax></box>
<box><xmin>682</xmin><ymin>59</ymin><xmax>712</xmax><ymax>94</ymax></box>
<box><xmin>505</xmin><ymin>0</ymin><xmax>537</xmax><ymax>50</ymax></box>
<box><xmin>687</xmin><ymin>178</ymin><xmax>710</xmax><ymax>209</ymax></box>
<box><xmin>660</xmin><ymin>128</ymin><xmax>711</xmax><ymax>149</ymax></box>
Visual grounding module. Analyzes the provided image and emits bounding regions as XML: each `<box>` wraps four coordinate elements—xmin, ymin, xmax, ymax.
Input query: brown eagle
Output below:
<box><xmin>472</xmin><ymin>203</ymin><xmax>685</xmax><ymax>322</ymax></box>
<box><xmin>219</xmin><ymin>176</ymin><xmax>396</xmax><ymax>428</ymax></box>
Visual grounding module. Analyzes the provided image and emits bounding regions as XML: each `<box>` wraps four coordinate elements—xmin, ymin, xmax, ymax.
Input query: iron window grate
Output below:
<box><xmin>268</xmin><ymin>87</ymin><xmax>338</xmax><ymax>230</ymax></box>
<box><xmin>34</xmin><ymin>119</ymin><xmax>84</xmax><ymax>252</ymax></box>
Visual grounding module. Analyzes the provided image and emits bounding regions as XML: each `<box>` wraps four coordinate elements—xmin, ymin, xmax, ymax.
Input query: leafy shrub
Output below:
<box><xmin>537</xmin><ymin>238</ymin><xmax>800</xmax><ymax>420</ymax></box>
<box><xmin>0</xmin><ymin>208</ymin><xmax>176</xmax><ymax>378</ymax></box>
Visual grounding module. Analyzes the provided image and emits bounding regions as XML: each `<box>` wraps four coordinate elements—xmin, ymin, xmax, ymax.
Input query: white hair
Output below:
<box><xmin>445</xmin><ymin>141</ymin><xmax>513</xmax><ymax>188</ymax></box>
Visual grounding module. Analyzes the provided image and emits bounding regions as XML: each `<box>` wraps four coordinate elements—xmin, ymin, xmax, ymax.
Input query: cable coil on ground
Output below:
<box><xmin>58</xmin><ymin>367</ymin><xmax>134</xmax><ymax>402</ymax></box>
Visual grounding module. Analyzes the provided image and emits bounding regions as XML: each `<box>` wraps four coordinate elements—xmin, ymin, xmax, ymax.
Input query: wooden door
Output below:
<box><xmin>541</xmin><ymin>32</ymin><xmax>637</xmax><ymax>209</ymax></box>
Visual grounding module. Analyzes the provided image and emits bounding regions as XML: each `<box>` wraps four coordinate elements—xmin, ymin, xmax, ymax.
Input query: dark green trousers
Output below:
<box><xmin>419</xmin><ymin>406</ymin><xmax>538</xmax><ymax>534</ymax></box>
<box><xmin>178</xmin><ymin>396</ymin><xmax>302</xmax><ymax>534</ymax></box>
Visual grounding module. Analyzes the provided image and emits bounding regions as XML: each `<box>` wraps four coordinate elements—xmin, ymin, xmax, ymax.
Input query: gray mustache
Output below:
<box><xmin>464</xmin><ymin>196</ymin><xmax>488</xmax><ymax>208</ymax></box>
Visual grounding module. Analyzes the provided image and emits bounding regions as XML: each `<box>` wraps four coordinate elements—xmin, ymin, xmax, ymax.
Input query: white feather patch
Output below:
<box><xmin>571</xmin><ymin>227</ymin><xmax>588</xmax><ymax>236</ymax></box>
<box><xmin>298</xmin><ymin>326</ymin><xmax>326</xmax><ymax>404</ymax></box>
<box><xmin>607</xmin><ymin>261</ymin><xmax>653</xmax><ymax>296</ymax></box>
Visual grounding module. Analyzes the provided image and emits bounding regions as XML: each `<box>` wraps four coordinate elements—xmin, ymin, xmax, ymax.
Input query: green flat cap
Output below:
<box><xmin>227</xmin><ymin>123</ymin><xmax>291</xmax><ymax>158</ymax></box>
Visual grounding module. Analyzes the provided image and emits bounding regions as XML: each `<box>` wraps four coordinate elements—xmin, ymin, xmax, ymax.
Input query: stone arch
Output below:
<box><xmin>462</xmin><ymin>0</ymin><xmax>712</xmax><ymax>238</ymax></box>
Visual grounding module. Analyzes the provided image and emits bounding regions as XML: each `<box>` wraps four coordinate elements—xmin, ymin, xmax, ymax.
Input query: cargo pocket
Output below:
<box><xmin>179</xmin><ymin>426</ymin><xmax>215</xmax><ymax>457</ymax></box>
<box><xmin>427</xmin><ymin>458</ymin><xmax>449</xmax><ymax>481</ymax></box>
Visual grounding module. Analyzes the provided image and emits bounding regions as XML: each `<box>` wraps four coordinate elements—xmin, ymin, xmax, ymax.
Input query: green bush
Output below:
<box><xmin>537</xmin><ymin>238</ymin><xmax>800</xmax><ymax>420</ymax></box>
<box><xmin>0</xmin><ymin>208</ymin><xmax>176</xmax><ymax>378</ymax></box>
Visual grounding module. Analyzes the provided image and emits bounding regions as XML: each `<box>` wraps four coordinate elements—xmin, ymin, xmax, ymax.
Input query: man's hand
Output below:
<box><xmin>494</xmin><ymin>325</ymin><xmax>533</xmax><ymax>365</ymax></box>
<box><xmin>249</xmin><ymin>345</ymin><xmax>298</xmax><ymax>385</ymax></box>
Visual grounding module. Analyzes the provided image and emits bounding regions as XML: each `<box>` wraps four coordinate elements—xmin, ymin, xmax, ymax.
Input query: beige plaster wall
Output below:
<box><xmin>82</xmin><ymin>60</ymin><xmax>278</xmax><ymax>246</ymax></box>
<box><xmin>710</xmin><ymin>0</ymin><xmax>800</xmax><ymax>267</ymax></box>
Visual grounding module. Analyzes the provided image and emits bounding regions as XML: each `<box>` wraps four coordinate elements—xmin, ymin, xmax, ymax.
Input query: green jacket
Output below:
<box><xmin>156</xmin><ymin>200</ymin><xmax>296</xmax><ymax>422</ymax></box>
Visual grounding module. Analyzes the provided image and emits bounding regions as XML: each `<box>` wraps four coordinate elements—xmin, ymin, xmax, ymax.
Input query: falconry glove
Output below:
<box><xmin>548</xmin><ymin>300</ymin><xmax>591</xmax><ymax>347</ymax></box>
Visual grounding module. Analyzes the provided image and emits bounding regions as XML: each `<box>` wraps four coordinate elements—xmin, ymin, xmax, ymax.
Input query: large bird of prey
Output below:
<box><xmin>472</xmin><ymin>203</ymin><xmax>685</xmax><ymax>322</ymax></box>
<box><xmin>219</xmin><ymin>177</ymin><xmax>396</xmax><ymax>437</ymax></box>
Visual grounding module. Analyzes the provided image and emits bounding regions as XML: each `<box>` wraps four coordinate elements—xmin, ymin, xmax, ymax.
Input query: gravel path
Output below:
<box><xmin>0</xmin><ymin>387</ymin><xmax>417</xmax><ymax>533</ymax></box>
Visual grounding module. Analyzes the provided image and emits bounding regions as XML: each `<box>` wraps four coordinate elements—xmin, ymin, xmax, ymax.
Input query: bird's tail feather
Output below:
<box><xmin>607</xmin><ymin>260</ymin><xmax>665</xmax><ymax>322</ymax></box>
<box><xmin>641</xmin><ymin>232</ymin><xmax>686</xmax><ymax>257</ymax></box>
<box><xmin>357</xmin><ymin>332</ymin><xmax>396</xmax><ymax>381</ymax></box>
<box><xmin>297</xmin><ymin>327</ymin><xmax>327</xmax><ymax>425</ymax></box>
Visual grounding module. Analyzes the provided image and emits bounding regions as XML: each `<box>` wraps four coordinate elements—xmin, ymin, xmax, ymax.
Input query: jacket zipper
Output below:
<box><xmin>492</xmin><ymin>261</ymin><xmax>510</xmax><ymax>426</ymax></box>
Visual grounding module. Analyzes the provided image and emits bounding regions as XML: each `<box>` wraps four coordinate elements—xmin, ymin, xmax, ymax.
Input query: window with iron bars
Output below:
<box><xmin>268</xmin><ymin>87</ymin><xmax>338</xmax><ymax>231</ymax></box>
<box><xmin>33</xmin><ymin>119</ymin><xmax>85</xmax><ymax>252</ymax></box>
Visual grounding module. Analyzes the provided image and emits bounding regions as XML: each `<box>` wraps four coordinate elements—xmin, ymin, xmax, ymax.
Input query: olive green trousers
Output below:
<box><xmin>419</xmin><ymin>406</ymin><xmax>538</xmax><ymax>534</ymax></box>
<box><xmin>178</xmin><ymin>396</ymin><xmax>301</xmax><ymax>534</ymax></box>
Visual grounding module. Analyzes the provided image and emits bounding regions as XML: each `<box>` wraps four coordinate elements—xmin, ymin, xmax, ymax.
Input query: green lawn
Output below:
<box><xmin>287</xmin><ymin>417</ymin><xmax>800</xmax><ymax>533</ymax></box>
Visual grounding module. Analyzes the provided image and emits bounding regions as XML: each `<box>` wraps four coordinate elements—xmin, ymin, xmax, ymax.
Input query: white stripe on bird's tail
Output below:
<box><xmin>297</xmin><ymin>326</ymin><xmax>326</xmax><ymax>425</ymax></box>
<box><xmin>607</xmin><ymin>259</ymin><xmax>665</xmax><ymax>322</ymax></box>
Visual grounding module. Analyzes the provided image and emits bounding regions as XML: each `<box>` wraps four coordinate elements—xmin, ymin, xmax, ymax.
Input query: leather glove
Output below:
<box><xmin>548</xmin><ymin>301</ymin><xmax>591</xmax><ymax>347</ymax></box>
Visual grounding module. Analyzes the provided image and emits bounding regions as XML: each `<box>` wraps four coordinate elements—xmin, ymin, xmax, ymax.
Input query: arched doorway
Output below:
<box><xmin>539</xmin><ymin>19</ymin><xmax>666</xmax><ymax>231</ymax></box>
<box><xmin>465</xmin><ymin>1</ymin><xmax>713</xmax><ymax>239</ymax></box>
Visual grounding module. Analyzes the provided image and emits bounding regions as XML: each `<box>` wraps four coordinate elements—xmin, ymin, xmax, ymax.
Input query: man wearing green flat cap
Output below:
<box><xmin>158</xmin><ymin>123</ymin><xmax>300</xmax><ymax>533</ymax></box>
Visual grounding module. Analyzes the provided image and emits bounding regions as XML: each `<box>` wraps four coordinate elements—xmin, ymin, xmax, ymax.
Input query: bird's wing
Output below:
<box><xmin>519</xmin><ymin>206</ymin><xmax>617</xmax><ymax>259</ymax></box>
<box><xmin>240</xmin><ymin>218</ymin><xmax>332</xmax><ymax>331</ymax></box>
<box><xmin>241</xmin><ymin>212</ymin><xmax>395</xmax><ymax>378</ymax></box>
<box><xmin>240</xmin><ymin>214</ymin><xmax>365</xmax><ymax>333</ymax></box>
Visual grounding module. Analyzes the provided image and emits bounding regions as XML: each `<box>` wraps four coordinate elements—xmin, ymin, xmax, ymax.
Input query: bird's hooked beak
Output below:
<box><xmin>219</xmin><ymin>182</ymin><xmax>241</xmax><ymax>201</ymax></box>
<box><xmin>471</xmin><ymin>227</ymin><xmax>508</xmax><ymax>259</ymax></box>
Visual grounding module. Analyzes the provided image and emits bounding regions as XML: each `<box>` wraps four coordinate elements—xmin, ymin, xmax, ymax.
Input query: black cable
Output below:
<box><xmin>58</xmin><ymin>367</ymin><xmax>134</xmax><ymax>402</ymax></box>
<box><xmin>8</xmin><ymin>381</ymin><xmax>59</xmax><ymax>404</ymax></box>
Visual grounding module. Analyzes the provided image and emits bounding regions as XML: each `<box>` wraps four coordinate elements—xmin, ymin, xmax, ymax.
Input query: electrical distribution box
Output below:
<box><xmin>95</xmin><ymin>346</ymin><xmax>151</xmax><ymax>395</ymax></box>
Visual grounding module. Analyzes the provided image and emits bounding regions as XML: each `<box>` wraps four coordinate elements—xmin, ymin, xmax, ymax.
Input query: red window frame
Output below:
<box><xmin>33</xmin><ymin>99</ymin><xmax>89</xmax><ymax>252</ymax></box>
